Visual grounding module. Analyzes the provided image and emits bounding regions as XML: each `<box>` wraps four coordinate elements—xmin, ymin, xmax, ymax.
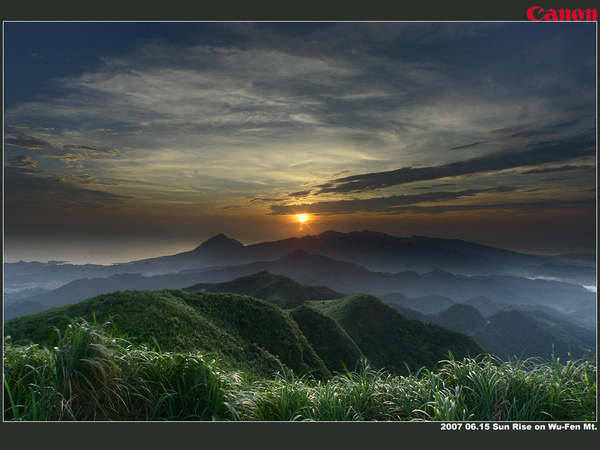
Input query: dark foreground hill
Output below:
<box><xmin>308</xmin><ymin>294</ymin><xmax>484</xmax><ymax>375</ymax></box>
<box><xmin>3</xmin><ymin>289</ymin><xmax>330</xmax><ymax>378</ymax></box>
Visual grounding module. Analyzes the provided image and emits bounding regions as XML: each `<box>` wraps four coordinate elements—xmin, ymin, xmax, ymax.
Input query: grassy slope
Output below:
<box><xmin>289</xmin><ymin>304</ymin><xmax>363</xmax><ymax>373</ymax></box>
<box><xmin>309</xmin><ymin>294</ymin><xmax>485</xmax><ymax>376</ymax></box>
<box><xmin>3</xmin><ymin>289</ymin><xmax>330</xmax><ymax>378</ymax></box>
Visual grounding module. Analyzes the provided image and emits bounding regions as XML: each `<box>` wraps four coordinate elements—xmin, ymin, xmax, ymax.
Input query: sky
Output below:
<box><xmin>3</xmin><ymin>21</ymin><xmax>597</xmax><ymax>264</ymax></box>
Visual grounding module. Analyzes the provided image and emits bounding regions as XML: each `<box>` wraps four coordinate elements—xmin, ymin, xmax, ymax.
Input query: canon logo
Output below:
<box><xmin>527</xmin><ymin>6</ymin><xmax>597</xmax><ymax>21</ymax></box>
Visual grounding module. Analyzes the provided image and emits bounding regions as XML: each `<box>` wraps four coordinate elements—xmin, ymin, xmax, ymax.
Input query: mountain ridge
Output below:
<box><xmin>6</xmin><ymin>249</ymin><xmax>596</xmax><ymax>330</ymax></box>
<box><xmin>6</xmin><ymin>230</ymin><xmax>595</xmax><ymax>291</ymax></box>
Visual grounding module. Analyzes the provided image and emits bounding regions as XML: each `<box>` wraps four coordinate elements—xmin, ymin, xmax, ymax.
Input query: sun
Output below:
<box><xmin>296</xmin><ymin>214</ymin><xmax>309</xmax><ymax>223</ymax></box>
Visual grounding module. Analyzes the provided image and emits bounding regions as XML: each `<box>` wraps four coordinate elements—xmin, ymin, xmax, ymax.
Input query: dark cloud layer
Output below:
<box><xmin>4</xmin><ymin>128</ymin><xmax>55</xmax><ymax>149</ymax></box>
<box><xmin>6</xmin><ymin>155</ymin><xmax>38</xmax><ymax>168</ymax></box>
<box><xmin>4</xmin><ymin>168</ymin><xmax>128</xmax><ymax>214</ymax></box>
<box><xmin>384</xmin><ymin>198</ymin><xmax>596</xmax><ymax>215</ymax></box>
<box><xmin>521</xmin><ymin>164</ymin><xmax>595</xmax><ymax>175</ymax></box>
<box><xmin>270</xmin><ymin>195</ymin><xmax>595</xmax><ymax>216</ymax></box>
<box><xmin>269</xmin><ymin>186</ymin><xmax>517</xmax><ymax>215</ymax></box>
<box><xmin>313</xmin><ymin>134</ymin><xmax>595</xmax><ymax>196</ymax></box>
<box><xmin>63</xmin><ymin>144</ymin><xmax>119</xmax><ymax>155</ymax></box>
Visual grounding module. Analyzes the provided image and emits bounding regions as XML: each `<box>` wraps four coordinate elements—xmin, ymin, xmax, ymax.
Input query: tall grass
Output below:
<box><xmin>4</xmin><ymin>320</ymin><xmax>596</xmax><ymax>421</ymax></box>
<box><xmin>4</xmin><ymin>319</ymin><xmax>239</xmax><ymax>421</ymax></box>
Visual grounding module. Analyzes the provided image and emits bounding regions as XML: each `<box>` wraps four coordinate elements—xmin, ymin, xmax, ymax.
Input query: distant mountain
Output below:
<box><xmin>2</xmin><ymin>234</ymin><xmax>246</xmax><ymax>293</ymax></box>
<box><xmin>238</xmin><ymin>230</ymin><xmax>504</xmax><ymax>275</ymax></box>
<box><xmin>236</xmin><ymin>230</ymin><xmax>595</xmax><ymax>284</ymax></box>
<box><xmin>4</xmin><ymin>272</ymin><xmax>207</xmax><ymax>321</ymax></box>
<box><xmin>380</xmin><ymin>293</ymin><xmax>455</xmax><ymax>315</ymax></box>
<box><xmin>404</xmin><ymin>235</ymin><xmax>552</xmax><ymax>266</ymax></box>
<box><xmin>421</xmin><ymin>303</ymin><xmax>488</xmax><ymax>337</ymax></box>
<box><xmin>3</xmin><ymin>260</ymin><xmax>135</xmax><ymax>292</ymax></box>
<box><xmin>3</xmin><ymin>287</ymin><xmax>50</xmax><ymax>307</ymax></box>
<box><xmin>191</xmin><ymin>250</ymin><xmax>371</xmax><ymax>289</ymax></box>
<box><xmin>192</xmin><ymin>257</ymin><xmax>595</xmax><ymax>325</ymax></box>
<box><xmin>551</xmin><ymin>253</ymin><xmax>597</xmax><ymax>266</ymax></box>
<box><xmin>6</xmin><ymin>249</ymin><xmax>595</xmax><ymax>331</ymax></box>
<box><xmin>522</xmin><ymin>262</ymin><xmax>597</xmax><ymax>286</ymax></box>
<box><xmin>461</xmin><ymin>296</ymin><xmax>502</xmax><ymax>317</ymax></box>
<box><xmin>6</xmin><ymin>230</ymin><xmax>594</xmax><ymax>295</ymax></box>
<box><xmin>308</xmin><ymin>294</ymin><xmax>484</xmax><ymax>376</ymax></box>
<box><xmin>4</xmin><ymin>252</ymin><xmax>362</xmax><ymax>321</ymax></box>
<box><xmin>130</xmin><ymin>233</ymin><xmax>245</xmax><ymax>269</ymax></box>
<box><xmin>474</xmin><ymin>308</ymin><xmax>596</xmax><ymax>361</ymax></box>
<box><xmin>385</xmin><ymin>301</ymin><xmax>596</xmax><ymax>361</ymax></box>
<box><xmin>183</xmin><ymin>271</ymin><xmax>346</xmax><ymax>309</ymax></box>
<box><xmin>404</xmin><ymin>237</ymin><xmax>595</xmax><ymax>284</ymax></box>
<box><xmin>192</xmin><ymin>254</ymin><xmax>595</xmax><ymax>321</ymax></box>
<box><xmin>195</xmin><ymin>233</ymin><xmax>245</xmax><ymax>253</ymax></box>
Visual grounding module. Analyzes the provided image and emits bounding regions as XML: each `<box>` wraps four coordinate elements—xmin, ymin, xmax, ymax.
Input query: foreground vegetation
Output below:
<box><xmin>4</xmin><ymin>319</ymin><xmax>596</xmax><ymax>421</ymax></box>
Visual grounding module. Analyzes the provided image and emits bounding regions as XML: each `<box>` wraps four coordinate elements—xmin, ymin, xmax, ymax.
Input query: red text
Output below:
<box><xmin>527</xmin><ymin>6</ymin><xmax>597</xmax><ymax>21</ymax></box>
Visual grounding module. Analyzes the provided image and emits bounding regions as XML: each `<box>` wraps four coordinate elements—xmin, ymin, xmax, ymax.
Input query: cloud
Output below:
<box><xmin>288</xmin><ymin>190</ymin><xmax>312</xmax><ymax>198</ymax></box>
<box><xmin>270</xmin><ymin>194</ymin><xmax>595</xmax><ymax>216</ymax></box>
<box><xmin>449</xmin><ymin>141</ymin><xmax>488</xmax><ymax>151</ymax></box>
<box><xmin>312</xmin><ymin>134</ymin><xmax>595</xmax><ymax>196</ymax></box>
<box><xmin>4</xmin><ymin>126</ymin><xmax>119</xmax><ymax>170</ymax></box>
<box><xmin>44</xmin><ymin>152</ymin><xmax>86</xmax><ymax>168</ymax></box>
<box><xmin>3</xmin><ymin>23</ymin><xmax>596</xmax><ymax>236</ymax></box>
<box><xmin>52</xmin><ymin>173</ymin><xmax>120</xmax><ymax>186</ymax></box>
<box><xmin>269</xmin><ymin>186</ymin><xmax>518</xmax><ymax>215</ymax></box>
<box><xmin>521</xmin><ymin>164</ymin><xmax>595</xmax><ymax>175</ymax></box>
<box><xmin>5</xmin><ymin>155</ymin><xmax>38</xmax><ymax>168</ymax></box>
<box><xmin>4</xmin><ymin>169</ymin><xmax>129</xmax><ymax>212</ymax></box>
<box><xmin>387</xmin><ymin>198</ymin><xmax>596</xmax><ymax>214</ymax></box>
<box><xmin>42</xmin><ymin>144</ymin><xmax>119</xmax><ymax>168</ymax></box>
<box><xmin>4</xmin><ymin>127</ymin><xmax>55</xmax><ymax>149</ymax></box>
<box><xmin>332</xmin><ymin>170</ymin><xmax>350</xmax><ymax>177</ymax></box>
<box><xmin>63</xmin><ymin>144</ymin><xmax>119</xmax><ymax>156</ymax></box>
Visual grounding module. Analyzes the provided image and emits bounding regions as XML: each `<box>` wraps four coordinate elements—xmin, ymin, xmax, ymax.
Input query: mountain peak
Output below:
<box><xmin>195</xmin><ymin>234</ymin><xmax>244</xmax><ymax>252</ymax></box>
<box><xmin>423</xmin><ymin>268</ymin><xmax>456</xmax><ymax>278</ymax></box>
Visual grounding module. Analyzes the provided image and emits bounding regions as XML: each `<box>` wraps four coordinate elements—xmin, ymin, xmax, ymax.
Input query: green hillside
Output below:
<box><xmin>184</xmin><ymin>271</ymin><xmax>346</xmax><ymax>309</ymax></box>
<box><xmin>289</xmin><ymin>304</ymin><xmax>363</xmax><ymax>373</ymax></box>
<box><xmin>3</xmin><ymin>289</ymin><xmax>330</xmax><ymax>378</ymax></box>
<box><xmin>308</xmin><ymin>294</ymin><xmax>485</xmax><ymax>376</ymax></box>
